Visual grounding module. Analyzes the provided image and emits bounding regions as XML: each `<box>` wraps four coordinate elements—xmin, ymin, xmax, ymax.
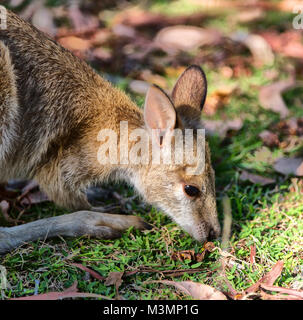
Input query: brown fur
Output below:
<box><xmin>0</xmin><ymin>8</ymin><xmax>220</xmax><ymax>253</ymax></box>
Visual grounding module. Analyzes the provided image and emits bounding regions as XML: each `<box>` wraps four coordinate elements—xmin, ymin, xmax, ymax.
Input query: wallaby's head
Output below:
<box><xmin>136</xmin><ymin>65</ymin><xmax>221</xmax><ymax>242</ymax></box>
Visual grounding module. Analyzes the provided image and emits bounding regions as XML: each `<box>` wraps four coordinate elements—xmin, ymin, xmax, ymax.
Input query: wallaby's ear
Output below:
<box><xmin>144</xmin><ymin>84</ymin><xmax>176</xmax><ymax>147</ymax></box>
<box><xmin>172</xmin><ymin>65</ymin><xmax>207</xmax><ymax>111</ymax></box>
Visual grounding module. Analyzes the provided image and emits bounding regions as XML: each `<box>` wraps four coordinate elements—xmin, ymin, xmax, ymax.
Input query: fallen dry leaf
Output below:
<box><xmin>155</xmin><ymin>26</ymin><xmax>222</xmax><ymax>52</ymax></box>
<box><xmin>239</xmin><ymin>170</ymin><xmax>275</xmax><ymax>186</ymax></box>
<box><xmin>139</xmin><ymin>70</ymin><xmax>168</xmax><ymax>89</ymax></box>
<box><xmin>112</xmin><ymin>24</ymin><xmax>136</xmax><ymax>38</ymax></box>
<box><xmin>259</xmin><ymin>130</ymin><xmax>280</xmax><ymax>148</ymax></box>
<box><xmin>203</xmin><ymin>118</ymin><xmax>243</xmax><ymax>137</ymax></box>
<box><xmin>10</xmin><ymin>281</ymin><xmax>111</xmax><ymax>300</ymax></box>
<box><xmin>249</xmin><ymin>244</ymin><xmax>256</xmax><ymax>265</ymax></box>
<box><xmin>274</xmin><ymin>118</ymin><xmax>303</xmax><ymax>136</ymax></box>
<box><xmin>235</xmin><ymin>8</ymin><xmax>265</xmax><ymax>23</ymax></box>
<box><xmin>171</xmin><ymin>250</ymin><xmax>196</xmax><ymax>262</ymax></box>
<box><xmin>90</xmin><ymin>29</ymin><xmax>111</xmax><ymax>46</ymax></box>
<box><xmin>204</xmin><ymin>84</ymin><xmax>238</xmax><ymax>116</ymax></box>
<box><xmin>261</xmin><ymin>30</ymin><xmax>303</xmax><ymax>60</ymax></box>
<box><xmin>71</xmin><ymin>263</ymin><xmax>106</xmax><ymax>281</ymax></box>
<box><xmin>261</xmin><ymin>284</ymin><xmax>303</xmax><ymax>300</ymax></box>
<box><xmin>129</xmin><ymin>80</ymin><xmax>150</xmax><ymax>95</ymax></box>
<box><xmin>58</xmin><ymin>36</ymin><xmax>91</xmax><ymax>52</ymax></box>
<box><xmin>68</xmin><ymin>6</ymin><xmax>99</xmax><ymax>34</ymax></box>
<box><xmin>105</xmin><ymin>271</ymin><xmax>124</xmax><ymax>299</ymax></box>
<box><xmin>104</xmin><ymin>271</ymin><xmax>124</xmax><ymax>287</ymax></box>
<box><xmin>171</xmin><ymin>242</ymin><xmax>215</xmax><ymax>263</ymax></box>
<box><xmin>113</xmin><ymin>8</ymin><xmax>210</xmax><ymax>29</ymax></box>
<box><xmin>231</xmin><ymin>31</ymin><xmax>274</xmax><ymax>65</ymax></box>
<box><xmin>90</xmin><ymin>48</ymin><xmax>112</xmax><ymax>62</ymax></box>
<box><xmin>246</xmin><ymin>260</ymin><xmax>284</xmax><ymax>294</ymax></box>
<box><xmin>155</xmin><ymin>280</ymin><xmax>227</xmax><ymax>300</ymax></box>
<box><xmin>259</xmin><ymin>78</ymin><xmax>295</xmax><ymax>118</ymax></box>
<box><xmin>243</xmin><ymin>34</ymin><xmax>274</xmax><ymax>66</ymax></box>
<box><xmin>260</xmin><ymin>291</ymin><xmax>301</xmax><ymax>300</ymax></box>
<box><xmin>274</xmin><ymin>157</ymin><xmax>303</xmax><ymax>176</ymax></box>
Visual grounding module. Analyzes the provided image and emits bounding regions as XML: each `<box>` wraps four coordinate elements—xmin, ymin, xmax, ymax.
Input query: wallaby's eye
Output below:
<box><xmin>183</xmin><ymin>185</ymin><xmax>200</xmax><ymax>198</ymax></box>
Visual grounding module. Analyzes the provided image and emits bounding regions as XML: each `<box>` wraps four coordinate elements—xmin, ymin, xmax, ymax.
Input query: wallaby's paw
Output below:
<box><xmin>136</xmin><ymin>217</ymin><xmax>153</xmax><ymax>231</ymax></box>
<box><xmin>118</xmin><ymin>215</ymin><xmax>153</xmax><ymax>231</ymax></box>
<box><xmin>83</xmin><ymin>225</ymin><xmax>122</xmax><ymax>240</ymax></box>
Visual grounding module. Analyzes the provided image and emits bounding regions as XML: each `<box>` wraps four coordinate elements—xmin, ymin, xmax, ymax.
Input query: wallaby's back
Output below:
<box><xmin>0</xmin><ymin>9</ymin><xmax>140</xmax><ymax>179</ymax></box>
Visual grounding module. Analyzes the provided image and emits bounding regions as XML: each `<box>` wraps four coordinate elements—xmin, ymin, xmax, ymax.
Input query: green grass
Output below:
<box><xmin>1</xmin><ymin>1</ymin><xmax>303</xmax><ymax>300</ymax></box>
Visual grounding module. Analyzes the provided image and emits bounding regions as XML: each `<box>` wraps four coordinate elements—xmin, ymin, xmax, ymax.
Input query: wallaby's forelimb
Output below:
<box><xmin>0</xmin><ymin>41</ymin><xmax>19</xmax><ymax>162</ymax></box>
<box><xmin>0</xmin><ymin>211</ymin><xmax>151</xmax><ymax>254</ymax></box>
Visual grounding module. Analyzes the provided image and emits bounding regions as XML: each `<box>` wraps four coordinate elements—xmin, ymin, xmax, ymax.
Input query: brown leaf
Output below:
<box><xmin>71</xmin><ymin>263</ymin><xmax>106</xmax><ymax>281</ymax></box>
<box><xmin>171</xmin><ymin>250</ymin><xmax>195</xmax><ymax>262</ymax></box>
<box><xmin>259</xmin><ymin>130</ymin><xmax>280</xmax><ymax>148</ymax></box>
<box><xmin>154</xmin><ymin>26</ymin><xmax>222</xmax><ymax>52</ymax></box>
<box><xmin>260</xmin><ymin>291</ymin><xmax>301</xmax><ymax>300</ymax></box>
<box><xmin>274</xmin><ymin>157</ymin><xmax>303</xmax><ymax>176</ymax></box>
<box><xmin>90</xmin><ymin>29</ymin><xmax>111</xmax><ymax>46</ymax></box>
<box><xmin>129</xmin><ymin>80</ymin><xmax>150</xmax><ymax>95</ymax></box>
<box><xmin>259</xmin><ymin>78</ymin><xmax>295</xmax><ymax>118</ymax></box>
<box><xmin>104</xmin><ymin>271</ymin><xmax>124</xmax><ymax>287</ymax></box>
<box><xmin>232</xmin><ymin>32</ymin><xmax>274</xmax><ymax>66</ymax></box>
<box><xmin>10</xmin><ymin>281</ymin><xmax>111</xmax><ymax>300</ymax></box>
<box><xmin>155</xmin><ymin>280</ymin><xmax>227</xmax><ymax>300</ymax></box>
<box><xmin>113</xmin><ymin>8</ymin><xmax>210</xmax><ymax>29</ymax></box>
<box><xmin>260</xmin><ymin>261</ymin><xmax>284</xmax><ymax>286</ymax></box>
<box><xmin>239</xmin><ymin>170</ymin><xmax>275</xmax><ymax>186</ymax></box>
<box><xmin>261</xmin><ymin>284</ymin><xmax>303</xmax><ymax>299</ymax></box>
<box><xmin>58</xmin><ymin>36</ymin><xmax>91</xmax><ymax>52</ymax></box>
<box><xmin>203</xmin><ymin>118</ymin><xmax>243</xmax><ymax>138</ymax></box>
<box><xmin>243</xmin><ymin>34</ymin><xmax>274</xmax><ymax>66</ymax></box>
<box><xmin>90</xmin><ymin>48</ymin><xmax>112</xmax><ymax>62</ymax></box>
<box><xmin>235</xmin><ymin>8</ymin><xmax>265</xmax><ymax>23</ymax></box>
<box><xmin>246</xmin><ymin>260</ymin><xmax>284</xmax><ymax>294</ymax></box>
<box><xmin>104</xmin><ymin>271</ymin><xmax>124</xmax><ymax>299</ymax></box>
<box><xmin>204</xmin><ymin>84</ymin><xmax>237</xmax><ymax>116</ymax></box>
<box><xmin>274</xmin><ymin>118</ymin><xmax>303</xmax><ymax>136</ymax></box>
<box><xmin>261</xmin><ymin>30</ymin><xmax>303</xmax><ymax>60</ymax></box>
<box><xmin>139</xmin><ymin>70</ymin><xmax>168</xmax><ymax>89</ymax></box>
<box><xmin>112</xmin><ymin>24</ymin><xmax>136</xmax><ymax>38</ymax></box>
<box><xmin>249</xmin><ymin>245</ymin><xmax>256</xmax><ymax>264</ymax></box>
<box><xmin>68</xmin><ymin>6</ymin><xmax>99</xmax><ymax>34</ymax></box>
<box><xmin>171</xmin><ymin>242</ymin><xmax>215</xmax><ymax>263</ymax></box>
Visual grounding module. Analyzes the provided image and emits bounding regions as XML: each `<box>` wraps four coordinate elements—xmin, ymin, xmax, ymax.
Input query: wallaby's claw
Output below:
<box><xmin>137</xmin><ymin>219</ymin><xmax>153</xmax><ymax>231</ymax></box>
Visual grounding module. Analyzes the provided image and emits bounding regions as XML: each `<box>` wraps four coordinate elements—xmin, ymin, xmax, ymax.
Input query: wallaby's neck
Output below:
<box><xmin>80</xmin><ymin>81</ymin><xmax>148</xmax><ymax>194</ymax></box>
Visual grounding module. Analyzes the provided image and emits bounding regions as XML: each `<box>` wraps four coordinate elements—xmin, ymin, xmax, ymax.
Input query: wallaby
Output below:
<box><xmin>0</xmin><ymin>7</ymin><xmax>220</xmax><ymax>254</ymax></box>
